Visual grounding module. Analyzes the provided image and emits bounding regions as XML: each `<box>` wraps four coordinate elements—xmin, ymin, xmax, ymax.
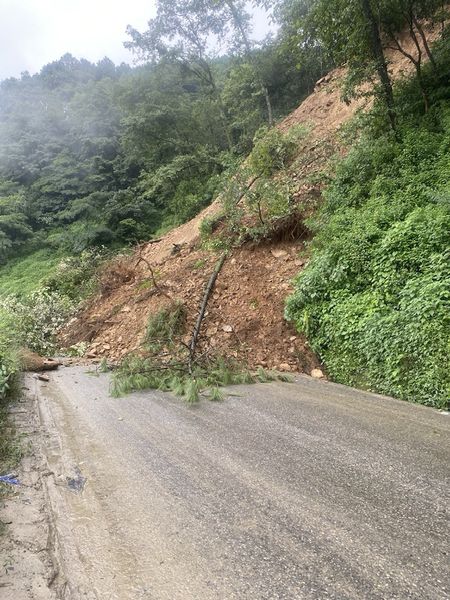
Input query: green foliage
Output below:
<box><xmin>249</xmin><ymin>125</ymin><xmax>305</xmax><ymax>176</ymax></box>
<box><xmin>199</xmin><ymin>213</ymin><xmax>224</xmax><ymax>240</ymax></box>
<box><xmin>145</xmin><ymin>302</ymin><xmax>187</xmax><ymax>350</ymax></box>
<box><xmin>210</xmin><ymin>124</ymin><xmax>307</xmax><ymax>246</ymax></box>
<box><xmin>1</xmin><ymin>290</ymin><xmax>74</xmax><ymax>355</ymax></box>
<box><xmin>286</xmin><ymin>83</ymin><xmax>450</xmax><ymax>408</ymax></box>
<box><xmin>43</xmin><ymin>248</ymin><xmax>106</xmax><ymax>301</ymax></box>
<box><xmin>0</xmin><ymin>249</ymin><xmax>64</xmax><ymax>297</ymax></box>
<box><xmin>0</xmin><ymin>2</ymin><xmax>328</xmax><ymax>274</ymax></box>
<box><xmin>0</xmin><ymin>309</ymin><xmax>19</xmax><ymax>399</ymax></box>
<box><xmin>0</xmin><ymin>247</ymin><xmax>105</xmax><ymax>361</ymax></box>
<box><xmin>65</xmin><ymin>342</ymin><xmax>89</xmax><ymax>358</ymax></box>
<box><xmin>112</xmin><ymin>353</ymin><xmax>260</xmax><ymax>402</ymax></box>
<box><xmin>0</xmin><ymin>308</ymin><xmax>21</xmax><ymax>486</ymax></box>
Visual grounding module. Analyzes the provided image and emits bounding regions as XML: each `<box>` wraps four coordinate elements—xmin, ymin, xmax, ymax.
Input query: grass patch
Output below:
<box><xmin>0</xmin><ymin>249</ymin><xmax>64</xmax><ymax>297</ymax></box>
<box><xmin>0</xmin><ymin>375</ymin><xmax>22</xmax><ymax>506</ymax></box>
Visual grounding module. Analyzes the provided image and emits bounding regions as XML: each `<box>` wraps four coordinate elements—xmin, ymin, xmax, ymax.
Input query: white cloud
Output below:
<box><xmin>0</xmin><ymin>0</ymin><xmax>154</xmax><ymax>80</ymax></box>
<box><xmin>0</xmin><ymin>0</ymin><xmax>274</xmax><ymax>81</ymax></box>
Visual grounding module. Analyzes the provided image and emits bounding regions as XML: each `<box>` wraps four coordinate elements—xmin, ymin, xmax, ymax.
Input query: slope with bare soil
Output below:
<box><xmin>61</xmin><ymin>29</ymin><xmax>438</xmax><ymax>373</ymax></box>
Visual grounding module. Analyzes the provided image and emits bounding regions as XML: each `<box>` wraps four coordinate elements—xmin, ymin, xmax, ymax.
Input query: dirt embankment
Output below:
<box><xmin>61</xmin><ymin>26</ymin><xmax>439</xmax><ymax>373</ymax></box>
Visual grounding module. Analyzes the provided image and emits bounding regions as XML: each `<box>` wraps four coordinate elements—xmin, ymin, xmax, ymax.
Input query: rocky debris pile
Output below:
<box><xmin>60</xmin><ymin>62</ymin><xmax>381</xmax><ymax>378</ymax></box>
<box><xmin>61</xmin><ymin>240</ymin><xmax>322</xmax><ymax>375</ymax></box>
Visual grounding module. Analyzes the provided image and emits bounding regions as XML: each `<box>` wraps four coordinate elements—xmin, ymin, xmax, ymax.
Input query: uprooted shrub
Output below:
<box><xmin>201</xmin><ymin>124</ymin><xmax>309</xmax><ymax>249</ymax></box>
<box><xmin>98</xmin><ymin>255</ymin><xmax>136</xmax><ymax>296</ymax></box>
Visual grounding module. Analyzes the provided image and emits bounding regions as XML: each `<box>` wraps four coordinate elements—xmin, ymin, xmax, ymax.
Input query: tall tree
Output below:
<box><xmin>125</xmin><ymin>0</ymin><xmax>234</xmax><ymax>149</ymax></box>
<box><xmin>361</xmin><ymin>0</ymin><xmax>397</xmax><ymax>130</ymax></box>
<box><xmin>379</xmin><ymin>0</ymin><xmax>447</xmax><ymax>111</ymax></box>
<box><xmin>285</xmin><ymin>0</ymin><xmax>397</xmax><ymax>131</ymax></box>
<box><xmin>218</xmin><ymin>0</ymin><xmax>275</xmax><ymax>126</ymax></box>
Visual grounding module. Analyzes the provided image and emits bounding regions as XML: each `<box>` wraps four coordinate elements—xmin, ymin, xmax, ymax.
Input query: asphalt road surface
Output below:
<box><xmin>35</xmin><ymin>367</ymin><xmax>449</xmax><ymax>600</ymax></box>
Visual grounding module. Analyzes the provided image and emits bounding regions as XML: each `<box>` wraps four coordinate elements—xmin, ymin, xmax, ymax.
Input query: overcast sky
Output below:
<box><xmin>0</xmin><ymin>0</ymin><xmax>273</xmax><ymax>81</ymax></box>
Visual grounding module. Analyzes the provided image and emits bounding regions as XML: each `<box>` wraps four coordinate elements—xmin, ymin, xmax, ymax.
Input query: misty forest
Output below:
<box><xmin>0</xmin><ymin>2</ymin><xmax>325</xmax><ymax>266</ymax></box>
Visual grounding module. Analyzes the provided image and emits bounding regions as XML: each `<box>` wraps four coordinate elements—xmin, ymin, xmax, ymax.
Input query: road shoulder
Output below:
<box><xmin>0</xmin><ymin>376</ymin><xmax>59</xmax><ymax>599</ymax></box>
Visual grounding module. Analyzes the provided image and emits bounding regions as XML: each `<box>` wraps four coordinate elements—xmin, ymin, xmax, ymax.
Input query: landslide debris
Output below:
<box><xmin>61</xmin><ymin>32</ymin><xmax>433</xmax><ymax>375</ymax></box>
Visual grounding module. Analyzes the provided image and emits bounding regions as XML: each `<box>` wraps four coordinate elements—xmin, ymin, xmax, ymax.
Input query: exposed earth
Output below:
<box><xmin>60</xmin><ymin>24</ymin><xmax>442</xmax><ymax>375</ymax></box>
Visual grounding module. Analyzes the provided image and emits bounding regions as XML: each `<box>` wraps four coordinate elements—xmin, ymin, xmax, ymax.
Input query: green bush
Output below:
<box><xmin>249</xmin><ymin>125</ymin><xmax>306</xmax><ymax>177</ymax></box>
<box><xmin>286</xmin><ymin>101</ymin><xmax>450</xmax><ymax>408</ymax></box>
<box><xmin>0</xmin><ymin>308</ymin><xmax>19</xmax><ymax>399</ymax></box>
<box><xmin>0</xmin><ymin>305</ymin><xmax>22</xmax><ymax>480</ymax></box>
<box><xmin>43</xmin><ymin>248</ymin><xmax>106</xmax><ymax>300</ymax></box>
<box><xmin>0</xmin><ymin>290</ymin><xmax>74</xmax><ymax>355</ymax></box>
<box><xmin>211</xmin><ymin>125</ymin><xmax>307</xmax><ymax>247</ymax></box>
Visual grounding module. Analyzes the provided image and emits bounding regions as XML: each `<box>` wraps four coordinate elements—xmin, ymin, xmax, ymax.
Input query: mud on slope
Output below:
<box><xmin>62</xmin><ymin>239</ymin><xmax>320</xmax><ymax>372</ymax></box>
<box><xmin>61</xmin><ymin>26</ymin><xmax>438</xmax><ymax>373</ymax></box>
<box><xmin>60</xmin><ymin>66</ymin><xmax>358</xmax><ymax>373</ymax></box>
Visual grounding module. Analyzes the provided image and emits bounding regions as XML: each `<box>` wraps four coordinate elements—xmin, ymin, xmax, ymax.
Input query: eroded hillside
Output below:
<box><xmin>61</xmin><ymin>28</ymin><xmax>439</xmax><ymax>374</ymax></box>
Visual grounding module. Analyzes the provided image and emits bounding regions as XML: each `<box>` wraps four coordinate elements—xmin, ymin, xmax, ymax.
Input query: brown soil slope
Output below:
<box><xmin>61</xmin><ymin>29</ymin><xmax>438</xmax><ymax>373</ymax></box>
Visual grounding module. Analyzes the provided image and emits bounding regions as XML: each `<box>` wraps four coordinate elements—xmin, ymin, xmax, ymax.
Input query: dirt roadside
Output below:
<box><xmin>0</xmin><ymin>379</ymin><xmax>59</xmax><ymax>599</ymax></box>
<box><xmin>0</xmin><ymin>373</ymin><xmax>99</xmax><ymax>600</ymax></box>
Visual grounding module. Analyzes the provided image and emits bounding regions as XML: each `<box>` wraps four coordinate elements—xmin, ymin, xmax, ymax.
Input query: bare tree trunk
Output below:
<box><xmin>263</xmin><ymin>85</ymin><xmax>274</xmax><ymax>127</ymax></box>
<box><xmin>188</xmin><ymin>253</ymin><xmax>227</xmax><ymax>373</ymax></box>
<box><xmin>386</xmin><ymin>19</ymin><xmax>430</xmax><ymax>113</ymax></box>
<box><xmin>197</xmin><ymin>58</ymin><xmax>234</xmax><ymax>150</ymax></box>
<box><xmin>412</xmin><ymin>15</ymin><xmax>437</xmax><ymax>71</ymax></box>
<box><xmin>360</xmin><ymin>0</ymin><xmax>397</xmax><ymax>132</ymax></box>
<box><xmin>225</xmin><ymin>0</ymin><xmax>274</xmax><ymax>127</ymax></box>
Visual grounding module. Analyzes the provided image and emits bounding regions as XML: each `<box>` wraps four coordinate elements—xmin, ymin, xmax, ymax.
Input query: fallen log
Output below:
<box><xmin>19</xmin><ymin>349</ymin><xmax>61</xmax><ymax>372</ymax></box>
<box><xmin>188</xmin><ymin>253</ymin><xmax>227</xmax><ymax>374</ymax></box>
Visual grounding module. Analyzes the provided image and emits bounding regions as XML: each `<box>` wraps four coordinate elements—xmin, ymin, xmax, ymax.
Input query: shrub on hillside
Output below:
<box><xmin>43</xmin><ymin>248</ymin><xmax>106</xmax><ymax>300</ymax></box>
<box><xmin>0</xmin><ymin>308</ymin><xmax>19</xmax><ymax>399</ymax></box>
<box><xmin>0</xmin><ymin>290</ymin><xmax>74</xmax><ymax>356</ymax></box>
<box><xmin>286</xmin><ymin>103</ymin><xmax>450</xmax><ymax>408</ymax></box>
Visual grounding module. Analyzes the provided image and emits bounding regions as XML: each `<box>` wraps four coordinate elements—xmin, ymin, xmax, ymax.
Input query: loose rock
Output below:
<box><xmin>311</xmin><ymin>368</ymin><xmax>324</xmax><ymax>379</ymax></box>
<box><xmin>271</xmin><ymin>249</ymin><xmax>288</xmax><ymax>259</ymax></box>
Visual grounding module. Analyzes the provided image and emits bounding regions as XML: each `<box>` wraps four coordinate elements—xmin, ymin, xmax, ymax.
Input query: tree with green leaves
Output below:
<box><xmin>125</xmin><ymin>0</ymin><xmax>234</xmax><ymax>149</ymax></box>
<box><xmin>216</xmin><ymin>0</ymin><xmax>275</xmax><ymax>126</ymax></box>
<box><xmin>379</xmin><ymin>0</ymin><xmax>447</xmax><ymax>111</ymax></box>
<box><xmin>300</xmin><ymin>0</ymin><xmax>397</xmax><ymax>130</ymax></box>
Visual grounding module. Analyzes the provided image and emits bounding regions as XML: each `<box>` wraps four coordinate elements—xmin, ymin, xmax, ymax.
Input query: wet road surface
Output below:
<box><xmin>35</xmin><ymin>367</ymin><xmax>450</xmax><ymax>599</ymax></box>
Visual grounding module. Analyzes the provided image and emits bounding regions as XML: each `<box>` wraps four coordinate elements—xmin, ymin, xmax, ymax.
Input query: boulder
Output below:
<box><xmin>311</xmin><ymin>368</ymin><xmax>324</xmax><ymax>379</ymax></box>
<box><xmin>270</xmin><ymin>249</ymin><xmax>288</xmax><ymax>259</ymax></box>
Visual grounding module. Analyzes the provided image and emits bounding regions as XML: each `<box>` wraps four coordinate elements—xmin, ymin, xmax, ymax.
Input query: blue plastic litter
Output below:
<box><xmin>0</xmin><ymin>474</ymin><xmax>19</xmax><ymax>485</ymax></box>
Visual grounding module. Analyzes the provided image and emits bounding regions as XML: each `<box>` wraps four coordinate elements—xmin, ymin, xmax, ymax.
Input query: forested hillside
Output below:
<box><xmin>0</xmin><ymin>3</ymin><xmax>324</xmax><ymax>276</ymax></box>
<box><xmin>0</xmin><ymin>0</ymin><xmax>449</xmax><ymax>416</ymax></box>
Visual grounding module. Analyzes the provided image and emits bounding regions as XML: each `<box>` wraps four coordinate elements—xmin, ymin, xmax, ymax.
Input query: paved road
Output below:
<box><xmin>36</xmin><ymin>367</ymin><xmax>449</xmax><ymax>600</ymax></box>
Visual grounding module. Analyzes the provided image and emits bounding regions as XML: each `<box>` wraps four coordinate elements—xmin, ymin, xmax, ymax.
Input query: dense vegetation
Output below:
<box><xmin>286</xmin><ymin>31</ymin><xmax>450</xmax><ymax>408</ymax></box>
<box><xmin>0</xmin><ymin>3</ymin><xmax>326</xmax><ymax>273</ymax></box>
